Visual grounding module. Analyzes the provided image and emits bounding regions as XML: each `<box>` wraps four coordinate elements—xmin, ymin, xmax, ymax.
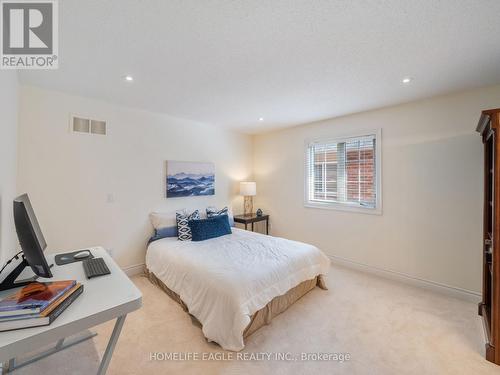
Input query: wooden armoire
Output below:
<box><xmin>477</xmin><ymin>108</ymin><xmax>500</xmax><ymax>365</ymax></box>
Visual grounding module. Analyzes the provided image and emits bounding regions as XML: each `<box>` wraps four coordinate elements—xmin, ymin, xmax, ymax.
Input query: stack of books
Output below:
<box><xmin>0</xmin><ymin>280</ymin><xmax>83</xmax><ymax>332</ymax></box>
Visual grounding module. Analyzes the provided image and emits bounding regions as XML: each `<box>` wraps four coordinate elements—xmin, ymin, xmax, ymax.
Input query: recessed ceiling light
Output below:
<box><xmin>123</xmin><ymin>75</ymin><xmax>134</xmax><ymax>82</ymax></box>
<box><xmin>259</xmin><ymin>118</ymin><xmax>264</xmax><ymax>122</ymax></box>
<box><xmin>402</xmin><ymin>77</ymin><xmax>412</xmax><ymax>84</ymax></box>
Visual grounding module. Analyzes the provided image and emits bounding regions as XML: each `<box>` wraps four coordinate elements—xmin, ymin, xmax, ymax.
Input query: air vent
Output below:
<box><xmin>91</xmin><ymin>120</ymin><xmax>106</xmax><ymax>135</ymax></box>
<box><xmin>70</xmin><ymin>115</ymin><xmax>107</xmax><ymax>136</ymax></box>
<box><xmin>72</xmin><ymin>117</ymin><xmax>90</xmax><ymax>133</ymax></box>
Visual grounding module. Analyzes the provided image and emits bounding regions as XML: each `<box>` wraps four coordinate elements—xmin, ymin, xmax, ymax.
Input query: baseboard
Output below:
<box><xmin>328</xmin><ymin>255</ymin><xmax>481</xmax><ymax>303</ymax></box>
<box><xmin>122</xmin><ymin>263</ymin><xmax>145</xmax><ymax>277</ymax></box>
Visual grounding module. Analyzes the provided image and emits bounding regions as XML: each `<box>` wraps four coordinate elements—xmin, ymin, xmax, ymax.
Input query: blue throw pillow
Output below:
<box><xmin>148</xmin><ymin>226</ymin><xmax>178</xmax><ymax>244</ymax></box>
<box><xmin>188</xmin><ymin>215</ymin><xmax>232</xmax><ymax>242</ymax></box>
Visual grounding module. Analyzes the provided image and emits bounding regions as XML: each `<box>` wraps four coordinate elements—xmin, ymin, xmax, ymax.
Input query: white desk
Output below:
<box><xmin>0</xmin><ymin>247</ymin><xmax>142</xmax><ymax>374</ymax></box>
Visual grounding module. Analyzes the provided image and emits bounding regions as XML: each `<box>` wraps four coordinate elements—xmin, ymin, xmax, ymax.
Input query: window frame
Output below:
<box><xmin>304</xmin><ymin>129</ymin><xmax>382</xmax><ymax>215</ymax></box>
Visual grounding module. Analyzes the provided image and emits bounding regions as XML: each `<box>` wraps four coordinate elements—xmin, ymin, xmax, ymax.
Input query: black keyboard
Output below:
<box><xmin>82</xmin><ymin>257</ymin><xmax>111</xmax><ymax>279</ymax></box>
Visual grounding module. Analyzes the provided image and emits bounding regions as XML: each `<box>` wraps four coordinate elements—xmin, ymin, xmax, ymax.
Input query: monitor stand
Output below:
<box><xmin>0</xmin><ymin>256</ymin><xmax>39</xmax><ymax>292</ymax></box>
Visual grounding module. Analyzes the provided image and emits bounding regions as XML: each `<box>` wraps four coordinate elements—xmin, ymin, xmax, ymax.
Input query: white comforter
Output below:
<box><xmin>145</xmin><ymin>228</ymin><xmax>330</xmax><ymax>351</ymax></box>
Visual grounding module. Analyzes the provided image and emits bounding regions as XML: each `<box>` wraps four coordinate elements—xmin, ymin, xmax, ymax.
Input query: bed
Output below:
<box><xmin>145</xmin><ymin>227</ymin><xmax>330</xmax><ymax>351</ymax></box>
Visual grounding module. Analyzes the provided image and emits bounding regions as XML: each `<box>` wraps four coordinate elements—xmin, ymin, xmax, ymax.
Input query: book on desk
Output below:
<box><xmin>0</xmin><ymin>280</ymin><xmax>83</xmax><ymax>331</ymax></box>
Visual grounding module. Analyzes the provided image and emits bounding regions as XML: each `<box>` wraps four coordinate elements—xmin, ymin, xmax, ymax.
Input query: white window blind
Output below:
<box><xmin>305</xmin><ymin>133</ymin><xmax>379</xmax><ymax>211</ymax></box>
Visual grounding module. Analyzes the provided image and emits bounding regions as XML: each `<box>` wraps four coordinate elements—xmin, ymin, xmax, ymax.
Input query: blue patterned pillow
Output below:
<box><xmin>176</xmin><ymin>210</ymin><xmax>200</xmax><ymax>241</ymax></box>
<box><xmin>206</xmin><ymin>206</ymin><xmax>234</xmax><ymax>226</ymax></box>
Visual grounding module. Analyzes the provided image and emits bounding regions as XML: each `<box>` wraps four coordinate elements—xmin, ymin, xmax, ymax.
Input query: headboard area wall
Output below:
<box><xmin>17</xmin><ymin>85</ymin><xmax>253</xmax><ymax>270</ymax></box>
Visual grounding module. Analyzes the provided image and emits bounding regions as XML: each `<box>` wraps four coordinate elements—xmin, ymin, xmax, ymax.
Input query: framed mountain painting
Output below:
<box><xmin>166</xmin><ymin>161</ymin><xmax>215</xmax><ymax>198</ymax></box>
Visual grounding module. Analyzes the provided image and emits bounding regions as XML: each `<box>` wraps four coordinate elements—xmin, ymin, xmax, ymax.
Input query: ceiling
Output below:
<box><xmin>19</xmin><ymin>0</ymin><xmax>500</xmax><ymax>134</ymax></box>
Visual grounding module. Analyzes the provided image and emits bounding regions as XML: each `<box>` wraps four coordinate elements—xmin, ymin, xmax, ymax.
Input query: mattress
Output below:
<box><xmin>145</xmin><ymin>228</ymin><xmax>330</xmax><ymax>351</ymax></box>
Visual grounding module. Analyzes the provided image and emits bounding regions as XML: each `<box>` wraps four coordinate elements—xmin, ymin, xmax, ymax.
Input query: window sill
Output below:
<box><xmin>304</xmin><ymin>201</ymin><xmax>382</xmax><ymax>215</ymax></box>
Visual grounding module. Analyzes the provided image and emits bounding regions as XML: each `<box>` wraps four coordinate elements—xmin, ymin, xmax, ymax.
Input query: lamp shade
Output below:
<box><xmin>240</xmin><ymin>181</ymin><xmax>256</xmax><ymax>196</ymax></box>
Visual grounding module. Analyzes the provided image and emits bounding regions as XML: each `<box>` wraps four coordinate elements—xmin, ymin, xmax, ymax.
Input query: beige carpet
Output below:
<box><xmin>12</xmin><ymin>264</ymin><xmax>499</xmax><ymax>375</ymax></box>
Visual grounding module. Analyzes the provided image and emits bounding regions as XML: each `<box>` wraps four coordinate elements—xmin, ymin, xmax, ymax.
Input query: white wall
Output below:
<box><xmin>17</xmin><ymin>85</ymin><xmax>253</xmax><ymax>268</ymax></box>
<box><xmin>254</xmin><ymin>85</ymin><xmax>500</xmax><ymax>293</ymax></box>
<box><xmin>15</xmin><ymin>83</ymin><xmax>499</xmax><ymax>291</ymax></box>
<box><xmin>0</xmin><ymin>72</ymin><xmax>19</xmax><ymax>264</ymax></box>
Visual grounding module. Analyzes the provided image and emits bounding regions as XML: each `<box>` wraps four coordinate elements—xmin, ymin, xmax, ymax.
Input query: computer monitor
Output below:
<box><xmin>0</xmin><ymin>194</ymin><xmax>53</xmax><ymax>291</ymax></box>
<box><xmin>13</xmin><ymin>193</ymin><xmax>53</xmax><ymax>278</ymax></box>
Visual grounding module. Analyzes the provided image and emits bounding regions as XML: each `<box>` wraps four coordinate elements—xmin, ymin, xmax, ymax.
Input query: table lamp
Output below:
<box><xmin>240</xmin><ymin>182</ymin><xmax>256</xmax><ymax>215</ymax></box>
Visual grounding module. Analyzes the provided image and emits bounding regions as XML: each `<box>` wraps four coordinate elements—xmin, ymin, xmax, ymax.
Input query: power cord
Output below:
<box><xmin>0</xmin><ymin>251</ymin><xmax>23</xmax><ymax>276</ymax></box>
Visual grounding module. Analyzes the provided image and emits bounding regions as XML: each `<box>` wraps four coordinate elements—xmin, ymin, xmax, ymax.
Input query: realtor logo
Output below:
<box><xmin>1</xmin><ymin>0</ymin><xmax>58</xmax><ymax>69</ymax></box>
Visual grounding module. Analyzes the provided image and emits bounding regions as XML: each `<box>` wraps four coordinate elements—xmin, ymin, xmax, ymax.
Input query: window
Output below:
<box><xmin>305</xmin><ymin>131</ymin><xmax>381</xmax><ymax>213</ymax></box>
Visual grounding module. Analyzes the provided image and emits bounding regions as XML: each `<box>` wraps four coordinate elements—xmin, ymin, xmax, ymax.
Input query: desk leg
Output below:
<box><xmin>55</xmin><ymin>338</ymin><xmax>65</xmax><ymax>349</ymax></box>
<box><xmin>251</xmin><ymin>222</ymin><xmax>254</xmax><ymax>232</ymax></box>
<box><xmin>5</xmin><ymin>359</ymin><xmax>15</xmax><ymax>373</ymax></box>
<box><xmin>97</xmin><ymin>314</ymin><xmax>127</xmax><ymax>375</ymax></box>
<box><xmin>266</xmin><ymin>219</ymin><xmax>269</xmax><ymax>235</ymax></box>
<box><xmin>2</xmin><ymin>332</ymin><xmax>96</xmax><ymax>373</ymax></box>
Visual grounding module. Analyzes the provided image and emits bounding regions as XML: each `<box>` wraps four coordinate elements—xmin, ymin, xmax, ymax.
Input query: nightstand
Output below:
<box><xmin>233</xmin><ymin>214</ymin><xmax>270</xmax><ymax>235</ymax></box>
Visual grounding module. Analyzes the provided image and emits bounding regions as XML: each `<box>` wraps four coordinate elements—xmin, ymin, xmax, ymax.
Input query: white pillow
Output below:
<box><xmin>150</xmin><ymin>209</ymin><xmax>208</xmax><ymax>230</ymax></box>
<box><xmin>149</xmin><ymin>212</ymin><xmax>176</xmax><ymax>230</ymax></box>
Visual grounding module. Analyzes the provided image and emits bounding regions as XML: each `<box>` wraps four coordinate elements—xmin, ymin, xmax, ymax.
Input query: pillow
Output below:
<box><xmin>188</xmin><ymin>215</ymin><xmax>232</xmax><ymax>242</ymax></box>
<box><xmin>149</xmin><ymin>212</ymin><xmax>178</xmax><ymax>243</ymax></box>
<box><xmin>148</xmin><ymin>226</ymin><xmax>178</xmax><ymax>244</ymax></box>
<box><xmin>176</xmin><ymin>210</ymin><xmax>200</xmax><ymax>241</ymax></box>
<box><xmin>206</xmin><ymin>206</ymin><xmax>234</xmax><ymax>227</ymax></box>
<box><xmin>149</xmin><ymin>212</ymin><xmax>176</xmax><ymax>230</ymax></box>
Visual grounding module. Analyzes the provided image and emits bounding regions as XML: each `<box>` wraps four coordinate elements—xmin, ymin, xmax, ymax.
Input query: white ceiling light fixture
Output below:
<box><xmin>123</xmin><ymin>75</ymin><xmax>134</xmax><ymax>82</ymax></box>
<box><xmin>402</xmin><ymin>77</ymin><xmax>412</xmax><ymax>84</ymax></box>
<box><xmin>259</xmin><ymin>117</ymin><xmax>264</xmax><ymax>122</ymax></box>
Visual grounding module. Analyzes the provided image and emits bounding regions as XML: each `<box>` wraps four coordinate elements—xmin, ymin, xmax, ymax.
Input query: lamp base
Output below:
<box><xmin>244</xmin><ymin>196</ymin><xmax>253</xmax><ymax>216</ymax></box>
